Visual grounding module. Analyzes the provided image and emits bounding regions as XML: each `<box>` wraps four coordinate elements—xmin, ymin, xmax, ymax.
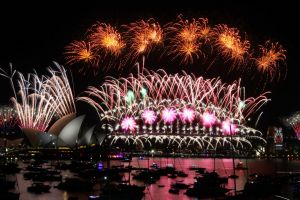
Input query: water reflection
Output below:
<box><xmin>12</xmin><ymin>158</ymin><xmax>300</xmax><ymax>200</ymax></box>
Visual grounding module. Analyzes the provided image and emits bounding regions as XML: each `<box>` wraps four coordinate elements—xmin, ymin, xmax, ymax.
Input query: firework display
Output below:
<box><xmin>79</xmin><ymin>68</ymin><xmax>268</xmax><ymax>149</ymax></box>
<box><xmin>123</xmin><ymin>19</ymin><xmax>163</xmax><ymax>63</ymax></box>
<box><xmin>89</xmin><ymin>22</ymin><xmax>125</xmax><ymax>56</ymax></box>
<box><xmin>285</xmin><ymin>111</ymin><xmax>300</xmax><ymax>139</ymax></box>
<box><xmin>164</xmin><ymin>16</ymin><xmax>208</xmax><ymax>65</ymax></box>
<box><xmin>213</xmin><ymin>24</ymin><xmax>250</xmax><ymax>66</ymax></box>
<box><xmin>65</xmin><ymin>41</ymin><xmax>98</xmax><ymax>66</ymax></box>
<box><xmin>65</xmin><ymin>15</ymin><xmax>286</xmax><ymax>84</ymax></box>
<box><xmin>0</xmin><ymin>7</ymin><xmax>295</xmax><ymax>199</ymax></box>
<box><xmin>255</xmin><ymin>41</ymin><xmax>286</xmax><ymax>82</ymax></box>
<box><xmin>1</xmin><ymin>63</ymin><xmax>76</xmax><ymax>132</ymax></box>
<box><xmin>10</xmin><ymin>73</ymin><xmax>56</xmax><ymax>132</ymax></box>
<box><xmin>42</xmin><ymin>65</ymin><xmax>76</xmax><ymax>118</ymax></box>
<box><xmin>0</xmin><ymin>14</ymin><xmax>288</xmax><ymax>151</ymax></box>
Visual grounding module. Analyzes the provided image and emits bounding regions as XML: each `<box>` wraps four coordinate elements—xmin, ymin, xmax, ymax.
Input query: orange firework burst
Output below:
<box><xmin>65</xmin><ymin>40</ymin><xmax>98</xmax><ymax>65</ymax></box>
<box><xmin>255</xmin><ymin>40</ymin><xmax>286</xmax><ymax>81</ymax></box>
<box><xmin>165</xmin><ymin>16</ymin><xmax>210</xmax><ymax>65</ymax></box>
<box><xmin>176</xmin><ymin>42</ymin><xmax>200</xmax><ymax>63</ymax></box>
<box><xmin>89</xmin><ymin>22</ymin><xmax>124</xmax><ymax>56</ymax></box>
<box><xmin>213</xmin><ymin>24</ymin><xmax>250</xmax><ymax>65</ymax></box>
<box><xmin>123</xmin><ymin>18</ymin><xmax>163</xmax><ymax>61</ymax></box>
<box><xmin>198</xmin><ymin>18</ymin><xmax>212</xmax><ymax>42</ymax></box>
<box><xmin>63</xmin><ymin>16</ymin><xmax>287</xmax><ymax>83</ymax></box>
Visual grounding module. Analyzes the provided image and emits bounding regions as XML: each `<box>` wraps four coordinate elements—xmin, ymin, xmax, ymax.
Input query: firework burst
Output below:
<box><xmin>1</xmin><ymin>63</ymin><xmax>76</xmax><ymax>132</ymax></box>
<box><xmin>201</xmin><ymin>111</ymin><xmax>216</xmax><ymax>127</ymax></box>
<box><xmin>89</xmin><ymin>23</ymin><xmax>124</xmax><ymax>55</ymax></box>
<box><xmin>285</xmin><ymin>111</ymin><xmax>300</xmax><ymax>139</ymax></box>
<box><xmin>141</xmin><ymin>109</ymin><xmax>157</xmax><ymax>125</ymax></box>
<box><xmin>65</xmin><ymin>16</ymin><xmax>286</xmax><ymax>86</ymax></box>
<box><xmin>123</xmin><ymin>18</ymin><xmax>163</xmax><ymax>63</ymax></box>
<box><xmin>11</xmin><ymin>73</ymin><xmax>57</xmax><ymax>132</ymax></box>
<box><xmin>164</xmin><ymin>16</ymin><xmax>209</xmax><ymax>65</ymax></box>
<box><xmin>180</xmin><ymin>107</ymin><xmax>195</xmax><ymax>123</ymax></box>
<box><xmin>42</xmin><ymin>63</ymin><xmax>76</xmax><ymax>117</ymax></box>
<box><xmin>213</xmin><ymin>24</ymin><xmax>250</xmax><ymax>66</ymax></box>
<box><xmin>198</xmin><ymin>18</ymin><xmax>212</xmax><ymax>41</ymax></box>
<box><xmin>121</xmin><ymin>117</ymin><xmax>136</xmax><ymax>132</ymax></box>
<box><xmin>79</xmin><ymin>68</ymin><xmax>268</xmax><ymax>149</ymax></box>
<box><xmin>65</xmin><ymin>40</ymin><xmax>98</xmax><ymax>66</ymax></box>
<box><xmin>255</xmin><ymin>40</ymin><xmax>286</xmax><ymax>82</ymax></box>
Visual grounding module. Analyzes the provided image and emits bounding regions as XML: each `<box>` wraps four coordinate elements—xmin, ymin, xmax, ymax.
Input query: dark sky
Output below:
<box><xmin>0</xmin><ymin>1</ymin><xmax>299</xmax><ymax>130</ymax></box>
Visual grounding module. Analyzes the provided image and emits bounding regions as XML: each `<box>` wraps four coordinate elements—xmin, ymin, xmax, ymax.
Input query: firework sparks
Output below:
<box><xmin>161</xmin><ymin>108</ymin><xmax>177</xmax><ymax>124</ymax></box>
<box><xmin>1</xmin><ymin>63</ymin><xmax>76</xmax><ymax>132</ymax></box>
<box><xmin>221</xmin><ymin>119</ymin><xmax>237</xmax><ymax>135</ymax></box>
<box><xmin>65</xmin><ymin>40</ymin><xmax>98</xmax><ymax>65</ymax></box>
<box><xmin>293</xmin><ymin>124</ymin><xmax>300</xmax><ymax>139</ymax></box>
<box><xmin>255</xmin><ymin>40</ymin><xmax>286</xmax><ymax>81</ymax></box>
<box><xmin>121</xmin><ymin>117</ymin><xmax>136</xmax><ymax>131</ymax></box>
<box><xmin>198</xmin><ymin>18</ymin><xmax>212</xmax><ymax>41</ymax></box>
<box><xmin>123</xmin><ymin>18</ymin><xmax>163</xmax><ymax>62</ymax></box>
<box><xmin>42</xmin><ymin>63</ymin><xmax>76</xmax><ymax>117</ymax></box>
<box><xmin>65</xmin><ymin>16</ymin><xmax>286</xmax><ymax>84</ymax></box>
<box><xmin>11</xmin><ymin>73</ymin><xmax>57</xmax><ymax>132</ymax></box>
<box><xmin>165</xmin><ymin>16</ymin><xmax>208</xmax><ymax>65</ymax></box>
<box><xmin>213</xmin><ymin>24</ymin><xmax>250</xmax><ymax>65</ymax></box>
<box><xmin>141</xmin><ymin>109</ymin><xmax>157</xmax><ymax>125</ymax></box>
<box><xmin>89</xmin><ymin>22</ymin><xmax>124</xmax><ymax>55</ymax></box>
<box><xmin>180</xmin><ymin>107</ymin><xmax>195</xmax><ymax>123</ymax></box>
<box><xmin>201</xmin><ymin>112</ymin><xmax>216</xmax><ymax>127</ymax></box>
<box><xmin>79</xmin><ymin>68</ymin><xmax>269</xmax><ymax>149</ymax></box>
<box><xmin>285</xmin><ymin>111</ymin><xmax>300</xmax><ymax>139</ymax></box>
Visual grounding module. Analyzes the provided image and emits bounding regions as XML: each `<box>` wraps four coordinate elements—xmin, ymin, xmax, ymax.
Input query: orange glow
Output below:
<box><xmin>176</xmin><ymin>42</ymin><xmax>199</xmax><ymax>64</ymax></box>
<box><xmin>89</xmin><ymin>23</ymin><xmax>124</xmax><ymax>56</ymax></box>
<box><xmin>123</xmin><ymin>18</ymin><xmax>163</xmax><ymax>59</ymax></box>
<box><xmin>165</xmin><ymin>16</ymin><xmax>209</xmax><ymax>65</ymax></box>
<box><xmin>179</xmin><ymin>27</ymin><xmax>198</xmax><ymax>42</ymax></box>
<box><xmin>214</xmin><ymin>24</ymin><xmax>250</xmax><ymax>64</ymax></box>
<box><xmin>137</xmin><ymin>38</ymin><xmax>149</xmax><ymax>53</ymax></box>
<box><xmin>200</xmin><ymin>27</ymin><xmax>210</xmax><ymax>39</ymax></box>
<box><xmin>63</xmin><ymin>16</ymin><xmax>286</xmax><ymax>78</ymax></box>
<box><xmin>255</xmin><ymin>41</ymin><xmax>286</xmax><ymax>81</ymax></box>
<box><xmin>148</xmin><ymin>26</ymin><xmax>162</xmax><ymax>42</ymax></box>
<box><xmin>65</xmin><ymin>40</ymin><xmax>97</xmax><ymax>65</ymax></box>
<box><xmin>198</xmin><ymin>18</ymin><xmax>212</xmax><ymax>41</ymax></box>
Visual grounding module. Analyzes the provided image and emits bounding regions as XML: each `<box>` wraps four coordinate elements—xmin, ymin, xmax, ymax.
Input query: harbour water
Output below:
<box><xmin>8</xmin><ymin>158</ymin><xmax>300</xmax><ymax>200</ymax></box>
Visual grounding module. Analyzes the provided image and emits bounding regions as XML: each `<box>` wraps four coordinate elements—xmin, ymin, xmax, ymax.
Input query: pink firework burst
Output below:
<box><xmin>292</xmin><ymin>124</ymin><xmax>300</xmax><ymax>140</ymax></box>
<box><xmin>121</xmin><ymin>117</ymin><xmax>136</xmax><ymax>131</ymax></box>
<box><xmin>221</xmin><ymin>119</ymin><xmax>237</xmax><ymax>135</ymax></box>
<box><xmin>161</xmin><ymin>108</ymin><xmax>177</xmax><ymax>124</ymax></box>
<box><xmin>142</xmin><ymin>109</ymin><xmax>157</xmax><ymax>125</ymax></box>
<box><xmin>201</xmin><ymin>112</ymin><xmax>216</xmax><ymax>127</ymax></box>
<box><xmin>180</xmin><ymin>108</ymin><xmax>195</xmax><ymax>123</ymax></box>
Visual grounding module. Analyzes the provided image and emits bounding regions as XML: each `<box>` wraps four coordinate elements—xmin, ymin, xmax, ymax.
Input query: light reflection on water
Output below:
<box><xmin>11</xmin><ymin>158</ymin><xmax>300</xmax><ymax>200</ymax></box>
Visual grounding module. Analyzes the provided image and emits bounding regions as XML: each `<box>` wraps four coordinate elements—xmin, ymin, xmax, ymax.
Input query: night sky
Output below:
<box><xmin>0</xmin><ymin>1</ymin><xmax>299</xmax><ymax>131</ymax></box>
